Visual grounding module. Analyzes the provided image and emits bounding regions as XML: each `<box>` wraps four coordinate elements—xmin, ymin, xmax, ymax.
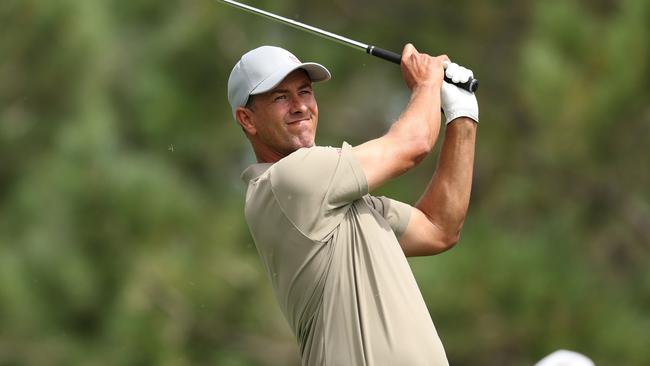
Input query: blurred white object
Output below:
<box><xmin>535</xmin><ymin>350</ymin><xmax>595</xmax><ymax>366</ymax></box>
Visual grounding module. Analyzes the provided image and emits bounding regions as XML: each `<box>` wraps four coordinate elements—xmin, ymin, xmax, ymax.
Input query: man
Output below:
<box><xmin>228</xmin><ymin>44</ymin><xmax>478</xmax><ymax>365</ymax></box>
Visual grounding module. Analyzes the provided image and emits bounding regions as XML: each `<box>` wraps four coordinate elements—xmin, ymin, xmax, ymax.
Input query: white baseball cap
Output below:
<box><xmin>227</xmin><ymin>45</ymin><xmax>331</xmax><ymax>119</ymax></box>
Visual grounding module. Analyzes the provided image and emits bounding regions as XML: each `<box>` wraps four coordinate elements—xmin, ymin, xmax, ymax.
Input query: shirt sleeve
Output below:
<box><xmin>362</xmin><ymin>195</ymin><xmax>413</xmax><ymax>238</ymax></box>
<box><xmin>269</xmin><ymin>142</ymin><xmax>368</xmax><ymax>241</ymax></box>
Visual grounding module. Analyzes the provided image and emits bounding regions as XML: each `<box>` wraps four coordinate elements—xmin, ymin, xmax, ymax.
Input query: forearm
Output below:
<box><xmin>415</xmin><ymin>118</ymin><xmax>477</xmax><ymax>241</ymax></box>
<box><xmin>389</xmin><ymin>85</ymin><xmax>442</xmax><ymax>150</ymax></box>
<box><xmin>352</xmin><ymin>46</ymin><xmax>449</xmax><ymax>192</ymax></box>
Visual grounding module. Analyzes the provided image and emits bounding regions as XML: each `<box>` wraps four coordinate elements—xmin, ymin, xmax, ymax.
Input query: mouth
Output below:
<box><xmin>286</xmin><ymin>117</ymin><xmax>311</xmax><ymax>125</ymax></box>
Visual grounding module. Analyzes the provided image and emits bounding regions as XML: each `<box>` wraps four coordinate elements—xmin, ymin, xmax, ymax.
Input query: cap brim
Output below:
<box><xmin>250</xmin><ymin>62</ymin><xmax>331</xmax><ymax>96</ymax></box>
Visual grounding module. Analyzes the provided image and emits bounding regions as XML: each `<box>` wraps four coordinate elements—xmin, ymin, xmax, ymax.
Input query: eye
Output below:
<box><xmin>273</xmin><ymin>95</ymin><xmax>287</xmax><ymax>102</ymax></box>
<box><xmin>299</xmin><ymin>89</ymin><xmax>312</xmax><ymax>96</ymax></box>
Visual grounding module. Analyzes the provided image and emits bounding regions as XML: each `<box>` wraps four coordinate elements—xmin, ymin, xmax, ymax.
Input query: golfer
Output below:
<box><xmin>228</xmin><ymin>44</ymin><xmax>478</xmax><ymax>365</ymax></box>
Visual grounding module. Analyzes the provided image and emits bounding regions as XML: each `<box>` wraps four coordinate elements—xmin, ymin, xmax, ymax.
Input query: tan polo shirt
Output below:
<box><xmin>241</xmin><ymin>142</ymin><xmax>448</xmax><ymax>366</ymax></box>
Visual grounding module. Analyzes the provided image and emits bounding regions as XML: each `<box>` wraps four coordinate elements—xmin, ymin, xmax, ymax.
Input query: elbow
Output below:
<box><xmin>432</xmin><ymin>231</ymin><xmax>460</xmax><ymax>254</ymax></box>
<box><xmin>412</xmin><ymin>231</ymin><xmax>460</xmax><ymax>257</ymax></box>
<box><xmin>430</xmin><ymin>215</ymin><xmax>467</xmax><ymax>254</ymax></box>
<box><xmin>406</xmin><ymin>138</ymin><xmax>432</xmax><ymax>165</ymax></box>
<box><xmin>389</xmin><ymin>140</ymin><xmax>430</xmax><ymax>175</ymax></box>
<box><xmin>442</xmin><ymin>232</ymin><xmax>461</xmax><ymax>250</ymax></box>
<box><xmin>422</xmin><ymin>227</ymin><xmax>462</xmax><ymax>256</ymax></box>
<box><xmin>387</xmin><ymin>127</ymin><xmax>433</xmax><ymax>167</ymax></box>
<box><xmin>442</xmin><ymin>220</ymin><xmax>466</xmax><ymax>250</ymax></box>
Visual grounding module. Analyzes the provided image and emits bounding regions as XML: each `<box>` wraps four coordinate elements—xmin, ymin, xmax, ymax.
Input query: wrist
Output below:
<box><xmin>446</xmin><ymin>117</ymin><xmax>478</xmax><ymax>128</ymax></box>
<box><xmin>411</xmin><ymin>80</ymin><xmax>442</xmax><ymax>94</ymax></box>
<box><xmin>445</xmin><ymin>110</ymin><xmax>479</xmax><ymax>125</ymax></box>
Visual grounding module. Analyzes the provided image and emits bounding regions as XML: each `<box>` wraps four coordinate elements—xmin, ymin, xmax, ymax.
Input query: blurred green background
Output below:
<box><xmin>1</xmin><ymin>0</ymin><xmax>648</xmax><ymax>365</ymax></box>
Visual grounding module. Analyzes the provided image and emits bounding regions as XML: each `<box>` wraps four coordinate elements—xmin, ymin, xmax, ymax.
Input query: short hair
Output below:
<box><xmin>244</xmin><ymin>95</ymin><xmax>257</xmax><ymax>111</ymax></box>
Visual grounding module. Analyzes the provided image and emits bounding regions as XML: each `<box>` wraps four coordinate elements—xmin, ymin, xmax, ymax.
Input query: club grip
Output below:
<box><xmin>445</xmin><ymin>75</ymin><xmax>479</xmax><ymax>93</ymax></box>
<box><xmin>367</xmin><ymin>46</ymin><xmax>402</xmax><ymax>64</ymax></box>
<box><xmin>367</xmin><ymin>46</ymin><xmax>479</xmax><ymax>93</ymax></box>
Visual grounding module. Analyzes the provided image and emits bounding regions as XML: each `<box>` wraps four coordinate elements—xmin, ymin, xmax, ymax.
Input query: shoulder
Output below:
<box><xmin>270</xmin><ymin>145</ymin><xmax>341</xmax><ymax>190</ymax></box>
<box><xmin>277</xmin><ymin>145</ymin><xmax>342</xmax><ymax>167</ymax></box>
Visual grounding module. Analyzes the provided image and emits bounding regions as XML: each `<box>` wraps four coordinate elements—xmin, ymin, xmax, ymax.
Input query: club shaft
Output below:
<box><xmin>218</xmin><ymin>0</ymin><xmax>368</xmax><ymax>51</ymax></box>
<box><xmin>217</xmin><ymin>0</ymin><xmax>479</xmax><ymax>92</ymax></box>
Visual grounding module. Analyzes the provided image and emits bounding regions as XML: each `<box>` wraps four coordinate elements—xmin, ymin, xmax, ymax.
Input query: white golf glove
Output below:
<box><xmin>441</xmin><ymin>61</ymin><xmax>479</xmax><ymax>124</ymax></box>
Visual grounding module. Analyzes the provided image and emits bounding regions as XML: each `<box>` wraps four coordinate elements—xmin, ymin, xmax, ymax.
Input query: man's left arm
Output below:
<box><xmin>399</xmin><ymin>118</ymin><xmax>477</xmax><ymax>256</ymax></box>
<box><xmin>399</xmin><ymin>62</ymin><xmax>479</xmax><ymax>257</ymax></box>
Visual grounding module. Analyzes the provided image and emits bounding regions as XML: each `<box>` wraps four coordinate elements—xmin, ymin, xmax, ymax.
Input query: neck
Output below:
<box><xmin>251</xmin><ymin>142</ymin><xmax>288</xmax><ymax>163</ymax></box>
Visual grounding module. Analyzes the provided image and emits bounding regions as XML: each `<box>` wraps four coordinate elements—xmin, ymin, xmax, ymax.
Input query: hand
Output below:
<box><xmin>400</xmin><ymin>44</ymin><xmax>449</xmax><ymax>91</ymax></box>
<box><xmin>441</xmin><ymin>61</ymin><xmax>479</xmax><ymax>124</ymax></box>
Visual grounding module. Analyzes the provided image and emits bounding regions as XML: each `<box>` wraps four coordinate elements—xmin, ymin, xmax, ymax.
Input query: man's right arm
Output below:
<box><xmin>353</xmin><ymin>45</ymin><xmax>480</xmax><ymax>257</ymax></box>
<box><xmin>352</xmin><ymin>44</ymin><xmax>448</xmax><ymax>191</ymax></box>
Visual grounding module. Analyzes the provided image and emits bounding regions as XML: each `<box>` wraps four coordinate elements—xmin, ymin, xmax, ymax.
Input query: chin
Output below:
<box><xmin>294</xmin><ymin>134</ymin><xmax>316</xmax><ymax>149</ymax></box>
<box><xmin>282</xmin><ymin>141</ymin><xmax>312</xmax><ymax>155</ymax></box>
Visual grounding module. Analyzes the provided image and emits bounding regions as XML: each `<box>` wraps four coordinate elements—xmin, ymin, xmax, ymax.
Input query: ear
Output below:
<box><xmin>235</xmin><ymin>107</ymin><xmax>257</xmax><ymax>136</ymax></box>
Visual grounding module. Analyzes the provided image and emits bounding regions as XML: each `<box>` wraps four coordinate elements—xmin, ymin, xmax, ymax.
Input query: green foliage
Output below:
<box><xmin>1</xmin><ymin>0</ymin><xmax>648</xmax><ymax>365</ymax></box>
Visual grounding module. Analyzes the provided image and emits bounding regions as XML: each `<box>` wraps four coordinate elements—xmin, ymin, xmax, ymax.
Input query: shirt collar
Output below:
<box><xmin>241</xmin><ymin>163</ymin><xmax>273</xmax><ymax>183</ymax></box>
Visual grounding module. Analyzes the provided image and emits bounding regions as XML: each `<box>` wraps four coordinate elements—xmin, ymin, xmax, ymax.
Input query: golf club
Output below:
<box><xmin>216</xmin><ymin>0</ymin><xmax>479</xmax><ymax>93</ymax></box>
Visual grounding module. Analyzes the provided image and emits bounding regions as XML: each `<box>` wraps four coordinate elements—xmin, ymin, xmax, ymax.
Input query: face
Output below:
<box><xmin>238</xmin><ymin>69</ymin><xmax>318</xmax><ymax>159</ymax></box>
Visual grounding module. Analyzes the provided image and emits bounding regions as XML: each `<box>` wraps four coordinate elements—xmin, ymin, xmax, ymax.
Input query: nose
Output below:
<box><xmin>290</xmin><ymin>96</ymin><xmax>308</xmax><ymax>114</ymax></box>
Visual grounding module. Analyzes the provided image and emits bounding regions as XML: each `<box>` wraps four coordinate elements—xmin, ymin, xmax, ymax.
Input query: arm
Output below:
<box><xmin>351</xmin><ymin>44</ymin><xmax>479</xmax><ymax>256</ymax></box>
<box><xmin>399</xmin><ymin>118</ymin><xmax>477</xmax><ymax>256</ymax></box>
<box><xmin>400</xmin><ymin>65</ymin><xmax>480</xmax><ymax>256</ymax></box>
<box><xmin>352</xmin><ymin>44</ymin><xmax>449</xmax><ymax>191</ymax></box>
